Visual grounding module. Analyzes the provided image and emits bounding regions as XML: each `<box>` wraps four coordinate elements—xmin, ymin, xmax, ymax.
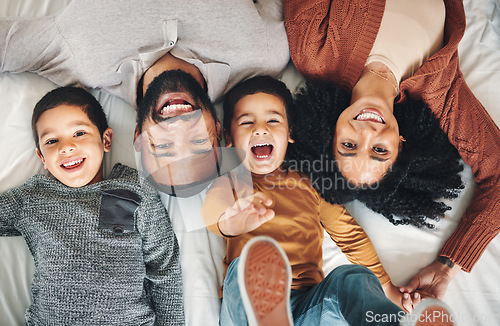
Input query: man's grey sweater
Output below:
<box><xmin>0</xmin><ymin>164</ymin><xmax>184</xmax><ymax>325</ymax></box>
<box><xmin>0</xmin><ymin>0</ymin><xmax>289</xmax><ymax>106</ymax></box>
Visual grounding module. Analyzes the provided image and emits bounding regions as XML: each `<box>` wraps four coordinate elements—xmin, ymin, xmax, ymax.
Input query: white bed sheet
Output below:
<box><xmin>0</xmin><ymin>0</ymin><xmax>499</xmax><ymax>325</ymax></box>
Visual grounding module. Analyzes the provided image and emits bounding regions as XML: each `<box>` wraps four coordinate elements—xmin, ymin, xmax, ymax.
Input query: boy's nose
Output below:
<box><xmin>59</xmin><ymin>141</ymin><xmax>76</xmax><ymax>154</ymax></box>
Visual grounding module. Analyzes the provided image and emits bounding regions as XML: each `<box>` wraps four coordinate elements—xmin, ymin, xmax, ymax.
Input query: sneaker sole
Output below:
<box><xmin>238</xmin><ymin>236</ymin><xmax>293</xmax><ymax>326</ymax></box>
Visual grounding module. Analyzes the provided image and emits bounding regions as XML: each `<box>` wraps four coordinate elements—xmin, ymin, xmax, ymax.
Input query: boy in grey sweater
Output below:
<box><xmin>0</xmin><ymin>87</ymin><xmax>184</xmax><ymax>325</ymax></box>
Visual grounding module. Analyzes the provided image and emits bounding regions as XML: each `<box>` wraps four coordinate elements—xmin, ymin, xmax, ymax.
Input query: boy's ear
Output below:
<box><xmin>288</xmin><ymin>128</ymin><xmax>295</xmax><ymax>144</ymax></box>
<box><xmin>223</xmin><ymin>128</ymin><xmax>232</xmax><ymax>148</ymax></box>
<box><xmin>35</xmin><ymin>148</ymin><xmax>48</xmax><ymax>170</ymax></box>
<box><xmin>102</xmin><ymin>128</ymin><xmax>113</xmax><ymax>152</ymax></box>
<box><xmin>133</xmin><ymin>125</ymin><xmax>143</xmax><ymax>152</ymax></box>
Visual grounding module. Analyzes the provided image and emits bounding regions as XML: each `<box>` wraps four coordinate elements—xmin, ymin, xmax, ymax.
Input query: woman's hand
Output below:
<box><xmin>399</xmin><ymin>258</ymin><xmax>461</xmax><ymax>300</ymax></box>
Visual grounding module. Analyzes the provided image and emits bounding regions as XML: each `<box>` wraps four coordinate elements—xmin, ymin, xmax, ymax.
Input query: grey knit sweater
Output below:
<box><xmin>0</xmin><ymin>164</ymin><xmax>184</xmax><ymax>325</ymax></box>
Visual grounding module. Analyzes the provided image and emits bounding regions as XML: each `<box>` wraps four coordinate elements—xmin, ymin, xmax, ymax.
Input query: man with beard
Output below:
<box><xmin>1</xmin><ymin>1</ymin><xmax>289</xmax><ymax>324</ymax></box>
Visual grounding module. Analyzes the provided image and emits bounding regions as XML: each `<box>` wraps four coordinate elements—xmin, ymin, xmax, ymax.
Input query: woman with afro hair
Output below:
<box><xmin>288</xmin><ymin>80</ymin><xmax>464</xmax><ymax>229</ymax></box>
<box><xmin>284</xmin><ymin>0</ymin><xmax>500</xmax><ymax>303</ymax></box>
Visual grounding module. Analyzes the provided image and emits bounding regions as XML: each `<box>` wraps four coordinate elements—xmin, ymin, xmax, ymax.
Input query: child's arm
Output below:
<box><xmin>320</xmin><ymin>200</ymin><xmax>416</xmax><ymax>311</ymax></box>
<box><xmin>201</xmin><ymin>175</ymin><xmax>274</xmax><ymax>237</ymax></box>
<box><xmin>138</xmin><ymin>190</ymin><xmax>184</xmax><ymax>325</ymax></box>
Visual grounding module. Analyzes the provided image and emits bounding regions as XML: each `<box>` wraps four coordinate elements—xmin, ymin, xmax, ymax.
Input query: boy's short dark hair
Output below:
<box><xmin>31</xmin><ymin>86</ymin><xmax>109</xmax><ymax>152</ymax></box>
<box><xmin>223</xmin><ymin>75</ymin><xmax>293</xmax><ymax>133</ymax></box>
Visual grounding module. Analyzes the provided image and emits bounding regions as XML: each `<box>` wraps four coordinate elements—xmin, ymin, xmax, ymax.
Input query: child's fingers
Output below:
<box><xmin>252</xmin><ymin>192</ymin><xmax>273</xmax><ymax>207</ymax></box>
<box><xmin>402</xmin><ymin>292</ymin><xmax>414</xmax><ymax>313</ymax></box>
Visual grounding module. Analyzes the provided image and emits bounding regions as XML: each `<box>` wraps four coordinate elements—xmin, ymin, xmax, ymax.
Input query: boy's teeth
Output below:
<box><xmin>63</xmin><ymin>159</ymin><xmax>83</xmax><ymax>167</ymax></box>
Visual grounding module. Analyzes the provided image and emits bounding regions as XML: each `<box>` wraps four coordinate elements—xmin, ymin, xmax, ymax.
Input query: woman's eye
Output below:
<box><xmin>373</xmin><ymin>147</ymin><xmax>388</xmax><ymax>154</ymax></box>
<box><xmin>191</xmin><ymin>138</ymin><xmax>209</xmax><ymax>145</ymax></box>
<box><xmin>341</xmin><ymin>142</ymin><xmax>356</xmax><ymax>150</ymax></box>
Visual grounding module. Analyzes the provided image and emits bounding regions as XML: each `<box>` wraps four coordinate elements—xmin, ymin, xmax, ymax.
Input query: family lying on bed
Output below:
<box><xmin>1</xmin><ymin>0</ymin><xmax>499</xmax><ymax>325</ymax></box>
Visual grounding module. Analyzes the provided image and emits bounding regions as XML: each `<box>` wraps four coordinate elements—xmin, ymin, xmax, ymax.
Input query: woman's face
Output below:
<box><xmin>333</xmin><ymin>95</ymin><xmax>400</xmax><ymax>186</ymax></box>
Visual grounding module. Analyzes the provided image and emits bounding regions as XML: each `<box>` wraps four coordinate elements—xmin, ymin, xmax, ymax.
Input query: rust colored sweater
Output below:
<box><xmin>201</xmin><ymin>170</ymin><xmax>390</xmax><ymax>291</ymax></box>
<box><xmin>284</xmin><ymin>0</ymin><xmax>500</xmax><ymax>272</ymax></box>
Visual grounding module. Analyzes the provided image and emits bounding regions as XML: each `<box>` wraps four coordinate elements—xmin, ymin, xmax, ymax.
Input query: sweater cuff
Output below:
<box><xmin>439</xmin><ymin>219</ymin><xmax>498</xmax><ymax>273</ymax></box>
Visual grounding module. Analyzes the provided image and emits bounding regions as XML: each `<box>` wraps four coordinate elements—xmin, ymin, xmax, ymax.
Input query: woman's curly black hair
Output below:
<box><xmin>287</xmin><ymin>80</ymin><xmax>464</xmax><ymax>228</ymax></box>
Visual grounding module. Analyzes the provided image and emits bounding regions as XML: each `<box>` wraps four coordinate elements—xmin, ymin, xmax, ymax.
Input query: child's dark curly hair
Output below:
<box><xmin>287</xmin><ymin>80</ymin><xmax>464</xmax><ymax>228</ymax></box>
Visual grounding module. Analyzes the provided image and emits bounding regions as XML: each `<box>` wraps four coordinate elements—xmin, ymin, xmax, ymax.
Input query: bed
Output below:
<box><xmin>0</xmin><ymin>0</ymin><xmax>499</xmax><ymax>325</ymax></box>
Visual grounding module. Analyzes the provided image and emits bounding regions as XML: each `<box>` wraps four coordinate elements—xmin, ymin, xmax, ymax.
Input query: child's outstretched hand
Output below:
<box><xmin>218</xmin><ymin>191</ymin><xmax>274</xmax><ymax>237</ymax></box>
<box><xmin>383</xmin><ymin>281</ymin><xmax>421</xmax><ymax>313</ymax></box>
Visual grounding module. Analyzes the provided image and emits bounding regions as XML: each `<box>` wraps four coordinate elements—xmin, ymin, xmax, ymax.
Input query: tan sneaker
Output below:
<box><xmin>238</xmin><ymin>236</ymin><xmax>293</xmax><ymax>326</ymax></box>
<box><xmin>400</xmin><ymin>298</ymin><xmax>455</xmax><ymax>326</ymax></box>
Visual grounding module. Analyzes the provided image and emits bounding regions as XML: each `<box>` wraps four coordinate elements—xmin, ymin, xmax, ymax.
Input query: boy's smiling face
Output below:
<box><xmin>36</xmin><ymin>104</ymin><xmax>112</xmax><ymax>188</ymax></box>
<box><xmin>228</xmin><ymin>93</ymin><xmax>293</xmax><ymax>175</ymax></box>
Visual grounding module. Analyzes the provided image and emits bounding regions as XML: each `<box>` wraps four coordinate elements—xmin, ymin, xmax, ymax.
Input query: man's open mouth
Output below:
<box><xmin>61</xmin><ymin>158</ymin><xmax>85</xmax><ymax>170</ymax></box>
<box><xmin>251</xmin><ymin>143</ymin><xmax>274</xmax><ymax>159</ymax></box>
<box><xmin>158</xmin><ymin>99</ymin><xmax>194</xmax><ymax>118</ymax></box>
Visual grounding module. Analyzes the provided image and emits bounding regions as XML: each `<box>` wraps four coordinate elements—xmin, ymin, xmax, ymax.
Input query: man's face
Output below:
<box><xmin>134</xmin><ymin>70</ymin><xmax>221</xmax><ymax>189</ymax></box>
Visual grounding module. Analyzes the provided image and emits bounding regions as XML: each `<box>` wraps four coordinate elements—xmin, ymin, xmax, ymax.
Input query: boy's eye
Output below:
<box><xmin>45</xmin><ymin>139</ymin><xmax>58</xmax><ymax>145</ymax></box>
<box><xmin>268</xmin><ymin>119</ymin><xmax>280</xmax><ymax>123</ymax></box>
<box><xmin>74</xmin><ymin>131</ymin><xmax>86</xmax><ymax>137</ymax></box>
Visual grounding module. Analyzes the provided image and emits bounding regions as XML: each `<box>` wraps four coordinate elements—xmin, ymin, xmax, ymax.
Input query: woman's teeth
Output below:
<box><xmin>355</xmin><ymin>112</ymin><xmax>384</xmax><ymax>123</ymax></box>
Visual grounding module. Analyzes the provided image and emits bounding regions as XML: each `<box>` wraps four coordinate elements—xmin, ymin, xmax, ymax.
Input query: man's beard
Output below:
<box><xmin>139</xmin><ymin>69</ymin><xmax>215</xmax><ymax>125</ymax></box>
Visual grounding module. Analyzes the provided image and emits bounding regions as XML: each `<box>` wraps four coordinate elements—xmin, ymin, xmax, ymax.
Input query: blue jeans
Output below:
<box><xmin>220</xmin><ymin>258</ymin><xmax>404</xmax><ymax>325</ymax></box>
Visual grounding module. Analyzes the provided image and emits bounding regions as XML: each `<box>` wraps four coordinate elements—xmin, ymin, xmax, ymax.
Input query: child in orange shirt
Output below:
<box><xmin>202</xmin><ymin>76</ymin><xmax>411</xmax><ymax>325</ymax></box>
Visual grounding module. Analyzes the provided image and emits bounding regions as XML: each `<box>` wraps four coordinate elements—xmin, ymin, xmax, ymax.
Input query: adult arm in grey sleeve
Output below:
<box><xmin>0</xmin><ymin>16</ymin><xmax>74</xmax><ymax>85</ymax></box>
<box><xmin>138</xmin><ymin>190</ymin><xmax>185</xmax><ymax>325</ymax></box>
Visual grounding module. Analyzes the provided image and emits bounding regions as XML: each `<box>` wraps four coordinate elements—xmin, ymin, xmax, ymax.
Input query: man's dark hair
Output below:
<box><xmin>222</xmin><ymin>75</ymin><xmax>293</xmax><ymax>133</ymax></box>
<box><xmin>287</xmin><ymin>80</ymin><xmax>464</xmax><ymax>228</ymax></box>
<box><xmin>136</xmin><ymin>69</ymin><xmax>217</xmax><ymax>133</ymax></box>
<box><xmin>31</xmin><ymin>86</ymin><xmax>108</xmax><ymax>153</ymax></box>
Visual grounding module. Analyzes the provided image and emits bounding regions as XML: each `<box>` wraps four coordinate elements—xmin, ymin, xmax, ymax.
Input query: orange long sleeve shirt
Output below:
<box><xmin>201</xmin><ymin>169</ymin><xmax>390</xmax><ymax>292</ymax></box>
